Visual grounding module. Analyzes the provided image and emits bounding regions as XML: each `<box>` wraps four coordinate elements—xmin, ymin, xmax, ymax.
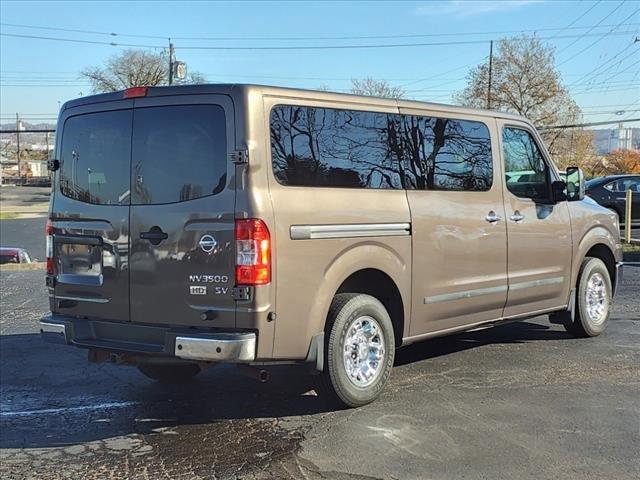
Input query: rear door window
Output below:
<box><xmin>60</xmin><ymin>110</ymin><xmax>132</xmax><ymax>205</ymax></box>
<box><xmin>131</xmin><ymin>105</ymin><xmax>227</xmax><ymax>205</ymax></box>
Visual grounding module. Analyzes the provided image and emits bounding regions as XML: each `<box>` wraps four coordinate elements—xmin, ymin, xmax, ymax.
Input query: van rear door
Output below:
<box><xmin>52</xmin><ymin>104</ymin><xmax>133</xmax><ymax>321</ymax></box>
<box><xmin>128</xmin><ymin>96</ymin><xmax>237</xmax><ymax>328</ymax></box>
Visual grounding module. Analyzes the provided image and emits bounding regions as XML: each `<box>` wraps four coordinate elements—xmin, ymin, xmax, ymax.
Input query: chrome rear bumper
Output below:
<box><xmin>174</xmin><ymin>334</ymin><xmax>256</xmax><ymax>362</ymax></box>
<box><xmin>39</xmin><ymin>316</ymin><xmax>256</xmax><ymax>363</ymax></box>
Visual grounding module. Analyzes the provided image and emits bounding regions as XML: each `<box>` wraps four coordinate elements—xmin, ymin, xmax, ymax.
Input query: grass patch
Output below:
<box><xmin>622</xmin><ymin>242</ymin><xmax>640</xmax><ymax>253</ymax></box>
<box><xmin>0</xmin><ymin>211</ymin><xmax>18</xmax><ymax>220</ymax></box>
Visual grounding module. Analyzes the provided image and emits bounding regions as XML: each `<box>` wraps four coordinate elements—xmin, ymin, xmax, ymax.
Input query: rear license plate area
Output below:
<box><xmin>59</xmin><ymin>244</ymin><xmax>102</xmax><ymax>276</ymax></box>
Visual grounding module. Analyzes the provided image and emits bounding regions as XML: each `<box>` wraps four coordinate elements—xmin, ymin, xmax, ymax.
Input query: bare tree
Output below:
<box><xmin>456</xmin><ymin>35</ymin><xmax>587</xmax><ymax>164</ymax></box>
<box><xmin>350</xmin><ymin>78</ymin><xmax>405</xmax><ymax>99</ymax></box>
<box><xmin>81</xmin><ymin>49</ymin><xmax>206</xmax><ymax>93</ymax></box>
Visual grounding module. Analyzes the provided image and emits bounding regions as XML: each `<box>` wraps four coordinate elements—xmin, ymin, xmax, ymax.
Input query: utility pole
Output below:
<box><xmin>15</xmin><ymin>113</ymin><xmax>20</xmax><ymax>178</ymax></box>
<box><xmin>487</xmin><ymin>40</ymin><xmax>494</xmax><ymax>110</ymax></box>
<box><xmin>168</xmin><ymin>40</ymin><xmax>175</xmax><ymax>85</ymax></box>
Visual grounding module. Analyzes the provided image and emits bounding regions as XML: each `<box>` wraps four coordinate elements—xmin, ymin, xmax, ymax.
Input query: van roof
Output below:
<box><xmin>62</xmin><ymin>83</ymin><xmax>530</xmax><ymax>124</ymax></box>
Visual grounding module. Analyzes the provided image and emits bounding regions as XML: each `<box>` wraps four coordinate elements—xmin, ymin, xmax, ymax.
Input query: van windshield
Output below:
<box><xmin>60</xmin><ymin>104</ymin><xmax>227</xmax><ymax>206</ymax></box>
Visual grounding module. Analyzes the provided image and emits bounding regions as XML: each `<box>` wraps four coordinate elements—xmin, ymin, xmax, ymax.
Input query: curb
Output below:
<box><xmin>0</xmin><ymin>262</ymin><xmax>46</xmax><ymax>272</ymax></box>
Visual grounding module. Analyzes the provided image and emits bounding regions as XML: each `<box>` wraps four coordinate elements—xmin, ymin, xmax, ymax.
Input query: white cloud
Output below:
<box><xmin>414</xmin><ymin>0</ymin><xmax>541</xmax><ymax>18</ymax></box>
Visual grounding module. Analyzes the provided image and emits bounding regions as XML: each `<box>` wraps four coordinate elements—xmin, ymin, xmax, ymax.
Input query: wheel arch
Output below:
<box><xmin>334</xmin><ymin>269</ymin><xmax>405</xmax><ymax>347</ymax></box>
<box><xmin>574</xmin><ymin>226</ymin><xmax>619</xmax><ymax>293</ymax></box>
<box><xmin>304</xmin><ymin>242</ymin><xmax>411</xmax><ymax>356</ymax></box>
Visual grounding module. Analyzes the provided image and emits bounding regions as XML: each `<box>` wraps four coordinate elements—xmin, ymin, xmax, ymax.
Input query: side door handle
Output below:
<box><xmin>140</xmin><ymin>226</ymin><xmax>168</xmax><ymax>245</ymax></box>
<box><xmin>485</xmin><ymin>211</ymin><xmax>502</xmax><ymax>223</ymax></box>
<box><xmin>510</xmin><ymin>211</ymin><xmax>525</xmax><ymax>223</ymax></box>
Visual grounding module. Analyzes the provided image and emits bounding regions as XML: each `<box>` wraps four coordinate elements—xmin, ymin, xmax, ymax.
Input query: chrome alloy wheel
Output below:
<box><xmin>343</xmin><ymin>316</ymin><xmax>385</xmax><ymax>387</ymax></box>
<box><xmin>586</xmin><ymin>272</ymin><xmax>609</xmax><ymax>325</ymax></box>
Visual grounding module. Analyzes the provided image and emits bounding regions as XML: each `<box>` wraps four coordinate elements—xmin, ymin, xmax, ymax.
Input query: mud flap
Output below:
<box><xmin>305</xmin><ymin>332</ymin><xmax>324</xmax><ymax>373</ymax></box>
<box><xmin>549</xmin><ymin>288</ymin><xmax>576</xmax><ymax>325</ymax></box>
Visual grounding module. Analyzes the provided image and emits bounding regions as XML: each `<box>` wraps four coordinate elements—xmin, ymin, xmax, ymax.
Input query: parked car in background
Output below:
<box><xmin>0</xmin><ymin>247</ymin><xmax>32</xmax><ymax>264</ymax></box>
<box><xmin>586</xmin><ymin>175</ymin><xmax>640</xmax><ymax>225</ymax></box>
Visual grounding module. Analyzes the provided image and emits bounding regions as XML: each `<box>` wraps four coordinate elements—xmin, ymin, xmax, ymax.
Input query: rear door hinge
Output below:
<box><xmin>229</xmin><ymin>149</ymin><xmax>249</xmax><ymax>165</ymax></box>
<box><xmin>231</xmin><ymin>286</ymin><xmax>252</xmax><ymax>301</ymax></box>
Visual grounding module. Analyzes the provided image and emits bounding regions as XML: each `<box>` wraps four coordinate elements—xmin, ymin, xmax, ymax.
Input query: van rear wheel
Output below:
<box><xmin>137</xmin><ymin>363</ymin><xmax>201</xmax><ymax>383</ymax></box>
<box><xmin>322</xmin><ymin>293</ymin><xmax>395</xmax><ymax>408</ymax></box>
<box><xmin>564</xmin><ymin>257</ymin><xmax>612</xmax><ymax>338</ymax></box>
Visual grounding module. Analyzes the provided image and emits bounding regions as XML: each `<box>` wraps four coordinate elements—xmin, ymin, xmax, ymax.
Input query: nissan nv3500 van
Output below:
<box><xmin>41</xmin><ymin>84</ymin><xmax>623</xmax><ymax>407</ymax></box>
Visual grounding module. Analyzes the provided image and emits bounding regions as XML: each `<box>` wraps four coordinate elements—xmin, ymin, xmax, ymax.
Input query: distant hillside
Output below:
<box><xmin>0</xmin><ymin>122</ymin><xmax>56</xmax><ymax>146</ymax></box>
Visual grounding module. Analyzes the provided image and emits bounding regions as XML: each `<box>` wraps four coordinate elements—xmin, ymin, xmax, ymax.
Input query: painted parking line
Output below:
<box><xmin>0</xmin><ymin>401</ymin><xmax>138</xmax><ymax>418</ymax></box>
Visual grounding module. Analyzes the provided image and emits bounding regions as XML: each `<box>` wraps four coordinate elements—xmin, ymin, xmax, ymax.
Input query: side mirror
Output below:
<box><xmin>552</xmin><ymin>180</ymin><xmax>567</xmax><ymax>202</ymax></box>
<box><xmin>565</xmin><ymin>166</ymin><xmax>585</xmax><ymax>201</ymax></box>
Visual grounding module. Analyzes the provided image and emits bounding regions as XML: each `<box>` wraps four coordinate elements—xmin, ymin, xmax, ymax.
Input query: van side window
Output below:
<box><xmin>270</xmin><ymin>106</ymin><xmax>403</xmax><ymax>189</ymax></box>
<box><xmin>401</xmin><ymin>116</ymin><xmax>493</xmax><ymax>191</ymax></box>
<box><xmin>502</xmin><ymin>127</ymin><xmax>551</xmax><ymax>202</ymax></box>
<box><xmin>270</xmin><ymin>106</ymin><xmax>492</xmax><ymax>191</ymax></box>
<box><xmin>60</xmin><ymin>110</ymin><xmax>132</xmax><ymax>205</ymax></box>
<box><xmin>131</xmin><ymin>105</ymin><xmax>227</xmax><ymax>205</ymax></box>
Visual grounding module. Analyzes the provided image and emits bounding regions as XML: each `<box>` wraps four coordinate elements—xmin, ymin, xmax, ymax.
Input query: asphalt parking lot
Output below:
<box><xmin>0</xmin><ymin>267</ymin><xmax>638</xmax><ymax>480</ymax></box>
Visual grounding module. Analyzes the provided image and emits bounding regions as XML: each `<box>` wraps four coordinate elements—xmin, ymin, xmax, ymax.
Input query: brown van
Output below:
<box><xmin>41</xmin><ymin>84</ymin><xmax>623</xmax><ymax>407</ymax></box>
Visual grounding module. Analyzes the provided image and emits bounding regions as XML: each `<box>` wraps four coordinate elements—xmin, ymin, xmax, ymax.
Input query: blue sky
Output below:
<box><xmin>0</xmin><ymin>0</ymin><xmax>638</xmax><ymax>127</ymax></box>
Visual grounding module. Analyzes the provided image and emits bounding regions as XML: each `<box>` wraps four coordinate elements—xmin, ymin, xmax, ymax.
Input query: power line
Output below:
<box><xmin>1</xmin><ymin>30</ymin><xmax>638</xmax><ymax>51</ymax></box>
<box><xmin>538</xmin><ymin>118</ymin><xmax>640</xmax><ymax>130</ymax></box>
<box><xmin>556</xmin><ymin>0</ymin><xmax>628</xmax><ymax>55</ymax></box>
<box><xmin>0</xmin><ymin>32</ymin><xmax>162</xmax><ymax>48</ymax></box>
<box><xmin>548</xmin><ymin>0</ymin><xmax>602</xmax><ymax>40</ymax></box>
<box><xmin>557</xmin><ymin>7</ymin><xmax>640</xmax><ymax>66</ymax></box>
<box><xmin>2</xmin><ymin>21</ymin><xmax>638</xmax><ymax>42</ymax></box>
<box><xmin>567</xmin><ymin>40</ymin><xmax>638</xmax><ymax>87</ymax></box>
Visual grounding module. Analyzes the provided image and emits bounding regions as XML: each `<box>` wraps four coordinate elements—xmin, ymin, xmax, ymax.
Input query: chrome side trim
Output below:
<box><xmin>424</xmin><ymin>285</ymin><xmax>508</xmax><ymax>304</ymax></box>
<box><xmin>50</xmin><ymin>295</ymin><xmax>109</xmax><ymax>304</ymax></box>
<box><xmin>174</xmin><ymin>334</ymin><xmax>256</xmax><ymax>362</ymax></box>
<box><xmin>290</xmin><ymin>223</ymin><xmax>410</xmax><ymax>240</ymax></box>
<box><xmin>424</xmin><ymin>276</ymin><xmax>565</xmax><ymax>304</ymax></box>
<box><xmin>509</xmin><ymin>276</ymin><xmax>564</xmax><ymax>291</ymax></box>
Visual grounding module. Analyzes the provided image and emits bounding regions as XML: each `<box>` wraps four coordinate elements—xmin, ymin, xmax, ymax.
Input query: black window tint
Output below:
<box><xmin>270</xmin><ymin>106</ymin><xmax>403</xmax><ymax>189</ymax></box>
<box><xmin>617</xmin><ymin>177</ymin><xmax>640</xmax><ymax>192</ymax></box>
<box><xmin>503</xmin><ymin>127</ymin><xmax>550</xmax><ymax>201</ymax></box>
<box><xmin>60</xmin><ymin>110</ymin><xmax>132</xmax><ymax>205</ymax></box>
<box><xmin>132</xmin><ymin>105</ymin><xmax>227</xmax><ymax>204</ymax></box>
<box><xmin>400</xmin><ymin>116</ymin><xmax>493</xmax><ymax>191</ymax></box>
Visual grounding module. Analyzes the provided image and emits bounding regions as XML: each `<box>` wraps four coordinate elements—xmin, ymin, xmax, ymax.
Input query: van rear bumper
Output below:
<box><xmin>39</xmin><ymin>315</ymin><xmax>256</xmax><ymax>363</ymax></box>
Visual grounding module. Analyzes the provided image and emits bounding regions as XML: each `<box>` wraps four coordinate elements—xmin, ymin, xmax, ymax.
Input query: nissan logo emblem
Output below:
<box><xmin>199</xmin><ymin>234</ymin><xmax>217</xmax><ymax>253</ymax></box>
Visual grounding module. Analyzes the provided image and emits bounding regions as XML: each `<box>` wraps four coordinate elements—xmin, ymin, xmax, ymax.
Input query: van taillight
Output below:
<box><xmin>235</xmin><ymin>219</ymin><xmax>271</xmax><ymax>286</ymax></box>
<box><xmin>45</xmin><ymin>219</ymin><xmax>55</xmax><ymax>275</ymax></box>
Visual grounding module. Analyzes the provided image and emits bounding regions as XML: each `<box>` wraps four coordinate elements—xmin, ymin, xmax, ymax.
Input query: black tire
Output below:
<box><xmin>564</xmin><ymin>257</ymin><xmax>612</xmax><ymax>338</ymax></box>
<box><xmin>322</xmin><ymin>293</ymin><xmax>395</xmax><ymax>408</ymax></box>
<box><xmin>137</xmin><ymin>363</ymin><xmax>201</xmax><ymax>383</ymax></box>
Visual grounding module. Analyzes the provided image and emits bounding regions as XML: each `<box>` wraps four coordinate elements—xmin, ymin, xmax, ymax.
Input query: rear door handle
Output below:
<box><xmin>485</xmin><ymin>211</ymin><xmax>502</xmax><ymax>223</ymax></box>
<box><xmin>140</xmin><ymin>226</ymin><xmax>168</xmax><ymax>245</ymax></box>
<box><xmin>510</xmin><ymin>211</ymin><xmax>525</xmax><ymax>223</ymax></box>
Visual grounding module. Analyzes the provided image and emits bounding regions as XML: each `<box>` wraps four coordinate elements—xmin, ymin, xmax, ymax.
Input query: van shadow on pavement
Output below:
<box><xmin>1</xmin><ymin>320</ymin><xmax>571</xmax><ymax>450</ymax></box>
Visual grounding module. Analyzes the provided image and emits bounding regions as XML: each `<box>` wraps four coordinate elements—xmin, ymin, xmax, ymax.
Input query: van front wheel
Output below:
<box><xmin>565</xmin><ymin>257</ymin><xmax>612</xmax><ymax>338</ymax></box>
<box><xmin>137</xmin><ymin>363</ymin><xmax>201</xmax><ymax>383</ymax></box>
<box><xmin>322</xmin><ymin>293</ymin><xmax>395</xmax><ymax>408</ymax></box>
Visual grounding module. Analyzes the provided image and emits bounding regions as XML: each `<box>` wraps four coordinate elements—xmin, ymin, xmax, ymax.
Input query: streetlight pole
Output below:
<box><xmin>168</xmin><ymin>40</ymin><xmax>175</xmax><ymax>85</ymax></box>
<box><xmin>16</xmin><ymin>113</ymin><xmax>20</xmax><ymax>178</ymax></box>
<box><xmin>487</xmin><ymin>40</ymin><xmax>494</xmax><ymax>110</ymax></box>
